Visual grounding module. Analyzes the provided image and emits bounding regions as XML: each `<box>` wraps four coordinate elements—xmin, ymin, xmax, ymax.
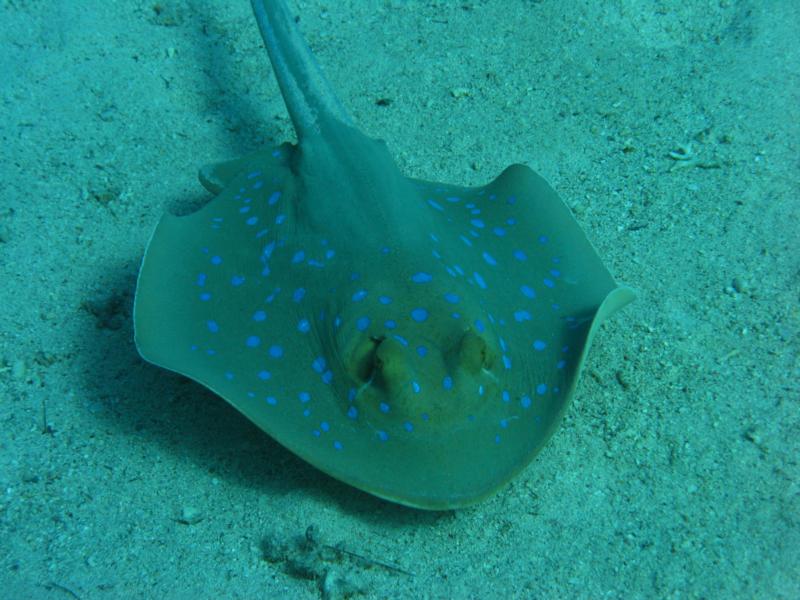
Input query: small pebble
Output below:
<box><xmin>11</xmin><ymin>359</ymin><xmax>27</xmax><ymax>381</ymax></box>
<box><xmin>178</xmin><ymin>506</ymin><xmax>204</xmax><ymax>525</ymax></box>
<box><xmin>731</xmin><ymin>277</ymin><xmax>748</xmax><ymax>294</ymax></box>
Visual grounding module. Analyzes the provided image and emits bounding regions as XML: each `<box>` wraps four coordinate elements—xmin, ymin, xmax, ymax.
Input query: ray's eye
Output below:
<box><xmin>350</xmin><ymin>335</ymin><xmax>385</xmax><ymax>382</ymax></box>
<box><xmin>457</xmin><ymin>329</ymin><xmax>494</xmax><ymax>373</ymax></box>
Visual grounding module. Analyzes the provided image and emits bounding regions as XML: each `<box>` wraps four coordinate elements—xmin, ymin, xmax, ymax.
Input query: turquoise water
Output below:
<box><xmin>1</xmin><ymin>1</ymin><xmax>797</xmax><ymax>598</ymax></box>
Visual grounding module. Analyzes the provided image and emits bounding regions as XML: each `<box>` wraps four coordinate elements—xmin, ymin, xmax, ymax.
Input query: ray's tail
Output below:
<box><xmin>250</xmin><ymin>0</ymin><xmax>353</xmax><ymax>140</ymax></box>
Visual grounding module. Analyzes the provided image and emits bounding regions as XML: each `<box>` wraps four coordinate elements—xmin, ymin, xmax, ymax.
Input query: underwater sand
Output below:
<box><xmin>1</xmin><ymin>1</ymin><xmax>798</xmax><ymax>598</ymax></box>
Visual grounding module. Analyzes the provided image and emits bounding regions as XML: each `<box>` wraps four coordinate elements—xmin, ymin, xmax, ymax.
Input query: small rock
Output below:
<box><xmin>11</xmin><ymin>359</ymin><xmax>26</xmax><ymax>381</ymax></box>
<box><xmin>177</xmin><ymin>506</ymin><xmax>204</xmax><ymax>525</ymax></box>
<box><xmin>731</xmin><ymin>277</ymin><xmax>748</xmax><ymax>294</ymax></box>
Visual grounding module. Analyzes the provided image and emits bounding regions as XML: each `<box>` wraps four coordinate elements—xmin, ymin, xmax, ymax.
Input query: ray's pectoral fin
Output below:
<box><xmin>198</xmin><ymin>143</ymin><xmax>296</xmax><ymax>194</ymax></box>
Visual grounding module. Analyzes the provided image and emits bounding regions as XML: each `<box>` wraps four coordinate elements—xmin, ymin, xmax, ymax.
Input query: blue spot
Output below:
<box><xmin>299</xmin><ymin>391</ymin><xmax>310</xmax><ymax>403</ymax></box>
<box><xmin>403</xmin><ymin>421</ymin><xmax>414</xmax><ymax>432</ymax></box>
<box><xmin>543</xmin><ymin>278</ymin><xmax>555</xmax><ymax>288</ymax></box>
<box><xmin>444</xmin><ymin>292</ymin><xmax>459</xmax><ymax>304</ymax></box>
<box><xmin>253</xmin><ymin>371</ymin><xmax>272</xmax><ymax>381</ymax></box>
<box><xmin>533</xmin><ymin>340</ymin><xmax>547</xmax><ymax>351</ymax></box>
<box><xmin>347</xmin><ymin>406</ymin><xmax>358</xmax><ymax>419</ymax></box>
<box><xmin>258</xmin><ymin>370</ymin><xmax>271</xmax><ymax>381</ymax></box>
<box><xmin>427</xmin><ymin>198</ymin><xmax>444</xmax><ymax>211</ymax></box>
<box><xmin>493</xmin><ymin>227</ymin><xmax>506</xmax><ymax>237</ymax></box>
<box><xmin>416</xmin><ymin>345</ymin><xmax>428</xmax><ymax>357</ymax></box>
<box><xmin>196</xmin><ymin>273</ymin><xmax>207</xmax><ymax>286</ymax></box>
<box><xmin>474</xmin><ymin>318</ymin><xmax>485</xmax><ymax>333</ymax></box>
<box><xmin>199</xmin><ymin>292</ymin><xmax>211</xmax><ymax>302</ymax></box>
<box><xmin>377</xmin><ymin>430</ymin><xmax>388</xmax><ymax>442</ymax></box>
<box><xmin>356</xmin><ymin>316</ymin><xmax>370</xmax><ymax>331</ymax></box>
<box><xmin>482</xmin><ymin>252</ymin><xmax>497</xmax><ymax>266</ymax></box>
<box><xmin>442</xmin><ymin>376</ymin><xmax>453</xmax><ymax>390</ymax></box>
<box><xmin>269</xmin><ymin>345</ymin><xmax>284</xmax><ymax>358</ymax></box>
<box><xmin>291</xmin><ymin>251</ymin><xmax>305</xmax><ymax>264</ymax></box>
<box><xmin>253</xmin><ymin>310</ymin><xmax>267</xmax><ymax>322</ymax></box>
<box><xmin>206</xmin><ymin>320</ymin><xmax>219</xmax><ymax>333</ymax></box>
<box><xmin>333</xmin><ymin>440</ymin><xmax>343</xmax><ymax>450</ymax></box>
<box><xmin>445</xmin><ymin>196</ymin><xmax>460</xmax><ymax>203</ymax></box>
<box><xmin>225</xmin><ymin>371</ymin><xmax>234</xmax><ymax>380</ymax></box>
<box><xmin>268</xmin><ymin>191</ymin><xmax>280</xmax><ymax>205</ymax></box>
<box><xmin>211</xmin><ymin>255</ymin><xmax>222</xmax><ymax>265</ymax></box>
<box><xmin>474</xmin><ymin>272</ymin><xmax>487</xmax><ymax>289</ymax></box>
<box><xmin>557</xmin><ymin>359</ymin><xmax>566</xmax><ymax>369</ymax></box>
<box><xmin>460</xmin><ymin>235</ymin><xmax>473</xmax><ymax>247</ymax></box>
<box><xmin>502</xmin><ymin>355</ymin><xmax>511</xmax><ymax>369</ymax></box>
<box><xmin>379</xmin><ymin>295</ymin><xmax>392</xmax><ymax>305</ymax></box>
<box><xmin>246</xmin><ymin>171</ymin><xmax>261</xmax><ymax>179</ymax></box>
<box><xmin>320</xmin><ymin>421</ymin><xmax>330</xmax><ymax>432</ymax></box>
<box><xmin>494</xmin><ymin>435</ymin><xmax>501</xmax><ymax>445</ymax></box>
<box><xmin>521</xmin><ymin>395</ymin><xmax>532</xmax><ymax>409</ymax></box>
<box><xmin>521</xmin><ymin>285</ymin><xmax>536</xmax><ymax>299</ymax></box>
<box><xmin>266</xmin><ymin>396</ymin><xmax>277</xmax><ymax>405</ymax></box>
<box><xmin>550</xmin><ymin>269</ymin><xmax>561</xmax><ymax>278</ymax></box>
<box><xmin>312</xmin><ymin>357</ymin><xmax>326</xmax><ymax>373</ymax></box>
<box><xmin>292</xmin><ymin>288</ymin><xmax>306</xmax><ymax>302</ymax></box>
<box><xmin>348</xmin><ymin>388</ymin><xmax>356</xmax><ymax>401</ymax></box>
<box><xmin>507</xmin><ymin>218</ymin><xmax>517</xmax><ymax>225</ymax></box>
<box><xmin>246</xmin><ymin>336</ymin><xmax>260</xmax><ymax>348</ymax></box>
<box><xmin>412</xmin><ymin>381</ymin><xmax>421</xmax><ymax>393</ymax></box>
<box><xmin>275</xmin><ymin>214</ymin><xmax>286</xmax><ymax>225</ymax></box>
<box><xmin>352</xmin><ymin>289</ymin><xmax>367</xmax><ymax>302</ymax></box>
<box><xmin>385</xmin><ymin>320</ymin><xmax>397</xmax><ymax>329</ymax></box>
<box><xmin>261</xmin><ymin>242</ymin><xmax>275</xmax><ymax>260</ymax></box>
<box><xmin>513</xmin><ymin>250</ymin><xmax>527</xmax><ymax>261</ymax></box>
<box><xmin>538</xmin><ymin>235</ymin><xmax>549</xmax><ymax>244</ymax></box>
<box><xmin>470</xmin><ymin>218</ymin><xmax>485</xmax><ymax>228</ymax></box>
<box><xmin>246</xmin><ymin>216</ymin><xmax>258</xmax><ymax>226</ymax></box>
<box><xmin>379</xmin><ymin>402</ymin><xmax>390</xmax><ymax>414</ymax></box>
<box><xmin>411</xmin><ymin>308</ymin><xmax>428</xmax><ymax>322</ymax></box>
<box><xmin>514</xmin><ymin>310</ymin><xmax>531</xmax><ymax>322</ymax></box>
<box><xmin>500</xmin><ymin>419</ymin><xmax>508</xmax><ymax>428</ymax></box>
<box><xmin>411</xmin><ymin>272</ymin><xmax>432</xmax><ymax>283</ymax></box>
<box><xmin>297</xmin><ymin>318</ymin><xmax>310</xmax><ymax>333</ymax></box>
<box><xmin>239</xmin><ymin>206</ymin><xmax>250</xmax><ymax>214</ymax></box>
<box><xmin>393</xmin><ymin>335</ymin><xmax>409</xmax><ymax>346</ymax></box>
<box><xmin>502</xmin><ymin>390</ymin><xmax>510</xmax><ymax>402</ymax></box>
<box><xmin>536</xmin><ymin>383</ymin><xmax>548</xmax><ymax>395</ymax></box>
<box><xmin>253</xmin><ymin>180</ymin><xmax>264</xmax><ymax>190</ymax></box>
<box><xmin>231</xmin><ymin>275</ymin><xmax>245</xmax><ymax>286</ymax></box>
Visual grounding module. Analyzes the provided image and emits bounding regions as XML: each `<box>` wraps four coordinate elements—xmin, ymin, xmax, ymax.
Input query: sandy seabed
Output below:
<box><xmin>1</xmin><ymin>1</ymin><xmax>798</xmax><ymax>599</ymax></box>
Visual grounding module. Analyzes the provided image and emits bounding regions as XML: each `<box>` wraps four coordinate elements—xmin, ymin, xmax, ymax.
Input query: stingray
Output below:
<box><xmin>134</xmin><ymin>0</ymin><xmax>635</xmax><ymax>509</ymax></box>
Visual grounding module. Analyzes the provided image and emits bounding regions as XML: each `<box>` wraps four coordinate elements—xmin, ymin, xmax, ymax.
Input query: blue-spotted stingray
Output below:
<box><xmin>134</xmin><ymin>0</ymin><xmax>635</xmax><ymax>509</ymax></box>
